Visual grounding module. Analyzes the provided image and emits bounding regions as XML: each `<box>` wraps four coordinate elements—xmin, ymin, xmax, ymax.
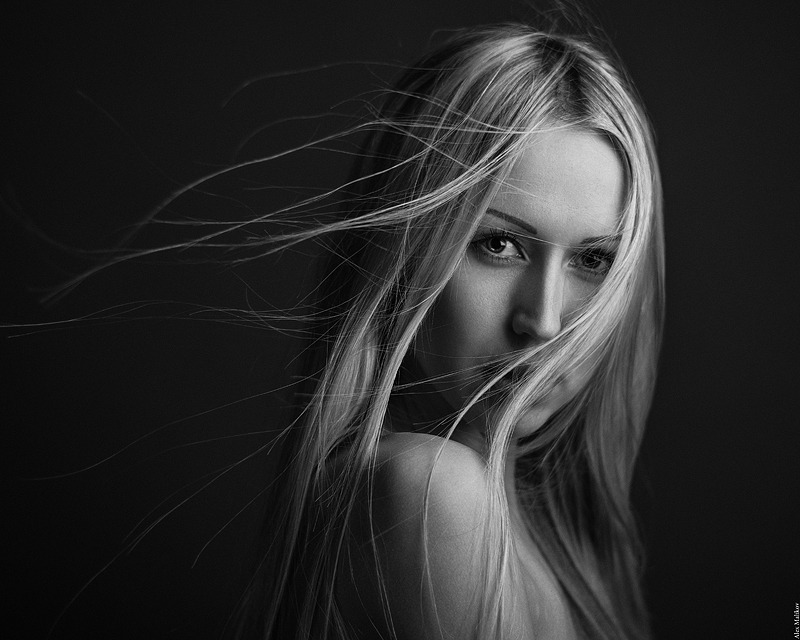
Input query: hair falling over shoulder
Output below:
<box><xmin>209</xmin><ymin>20</ymin><xmax>667</xmax><ymax>640</ymax></box>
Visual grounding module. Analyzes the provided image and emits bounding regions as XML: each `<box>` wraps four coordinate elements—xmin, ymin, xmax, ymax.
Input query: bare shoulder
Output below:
<box><xmin>335</xmin><ymin>433</ymin><xmax>567</xmax><ymax>639</ymax></box>
<box><xmin>373</xmin><ymin>431</ymin><xmax>490</xmax><ymax>518</ymax></box>
<box><xmin>337</xmin><ymin>433</ymin><xmax>495</xmax><ymax>639</ymax></box>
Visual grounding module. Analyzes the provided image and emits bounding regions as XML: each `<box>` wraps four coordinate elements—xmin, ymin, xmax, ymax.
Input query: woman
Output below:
<box><xmin>229</xmin><ymin>21</ymin><xmax>664</xmax><ymax>640</ymax></box>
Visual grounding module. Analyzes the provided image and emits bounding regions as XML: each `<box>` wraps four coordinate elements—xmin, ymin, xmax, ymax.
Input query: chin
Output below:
<box><xmin>487</xmin><ymin>380</ymin><xmax>578</xmax><ymax>440</ymax></box>
<box><xmin>464</xmin><ymin>396</ymin><xmax>558</xmax><ymax>442</ymax></box>
<box><xmin>512</xmin><ymin>404</ymin><xmax>558</xmax><ymax>438</ymax></box>
<box><xmin>454</xmin><ymin>373</ymin><xmax>583</xmax><ymax>444</ymax></box>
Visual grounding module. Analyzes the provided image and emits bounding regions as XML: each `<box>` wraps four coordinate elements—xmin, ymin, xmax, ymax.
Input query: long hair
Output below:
<box><xmin>233</xmin><ymin>22</ymin><xmax>664</xmax><ymax>640</ymax></box>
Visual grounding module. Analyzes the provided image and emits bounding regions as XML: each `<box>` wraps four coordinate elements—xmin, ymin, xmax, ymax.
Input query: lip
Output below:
<box><xmin>481</xmin><ymin>365</ymin><xmax>525</xmax><ymax>389</ymax></box>
<box><xmin>486</xmin><ymin>367</ymin><xmax>566</xmax><ymax>391</ymax></box>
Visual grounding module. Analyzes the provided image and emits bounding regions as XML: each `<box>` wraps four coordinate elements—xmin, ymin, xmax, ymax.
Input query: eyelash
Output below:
<box><xmin>571</xmin><ymin>248</ymin><xmax>616</xmax><ymax>278</ymax></box>
<box><xmin>471</xmin><ymin>228</ymin><xmax>524</xmax><ymax>263</ymax></box>
<box><xmin>471</xmin><ymin>228</ymin><xmax>616</xmax><ymax>277</ymax></box>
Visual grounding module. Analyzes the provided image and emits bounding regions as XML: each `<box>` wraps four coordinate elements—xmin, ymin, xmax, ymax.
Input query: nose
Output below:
<box><xmin>511</xmin><ymin>261</ymin><xmax>564</xmax><ymax>342</ymax></box>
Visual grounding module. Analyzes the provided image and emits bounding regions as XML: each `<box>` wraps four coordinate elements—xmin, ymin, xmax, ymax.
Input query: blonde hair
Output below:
<box><xmin>232</xmin><ymin>22</ymin><xmax>664</xmax><ymax>640</ymax></box>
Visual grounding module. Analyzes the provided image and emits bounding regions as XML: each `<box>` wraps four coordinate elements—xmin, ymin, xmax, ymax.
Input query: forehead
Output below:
<box><xmin>489</xmin><ymin>128</ymin><xmax>625</xmax><ymax>241</ymax></box>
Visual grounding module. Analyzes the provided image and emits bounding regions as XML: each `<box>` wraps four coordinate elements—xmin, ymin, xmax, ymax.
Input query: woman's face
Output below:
<box><xmin>414</xmin><ymin>128</ymin><xmax>625</xmax><ymax>440</ymax></box>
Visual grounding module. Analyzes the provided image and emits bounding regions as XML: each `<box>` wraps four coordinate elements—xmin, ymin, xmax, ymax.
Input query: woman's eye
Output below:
<box><xmin>474</xmin><ymin>233</ymin><xmax>523</xmax><ymax>261</ymax></box>
<box><xmin>572</xmin><ymin>250</ymin><xmax>614</xmax><ymax>277</ymax></box>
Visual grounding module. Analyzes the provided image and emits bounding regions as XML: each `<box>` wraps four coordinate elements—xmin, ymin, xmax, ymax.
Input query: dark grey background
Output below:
<box><xmin>3</xmin><ymin>1</ymin><xmax>798</xmax><ymax>638</ymax></box>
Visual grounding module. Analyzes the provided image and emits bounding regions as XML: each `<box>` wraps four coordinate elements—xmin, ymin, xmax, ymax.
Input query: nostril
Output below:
<box><xmin>512</xmin><ymin>308</ymin><xmax>562</xmax><ymax>342</ymax></box>
<box><xmin>511</xmin><ymin>265</ymin><xmax>565</xmax><ymax>342</ymax></box>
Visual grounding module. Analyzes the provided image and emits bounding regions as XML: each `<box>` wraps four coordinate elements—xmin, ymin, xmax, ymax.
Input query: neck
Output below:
<box><xmin>389</xmin><ymin>357</ymin><xmax>507</xmax><ymax>452</ymax></box>
<box><xmin>390</xmin><ymin>356</ymin><xmax>526</xmax><ymax>509</ymax></box>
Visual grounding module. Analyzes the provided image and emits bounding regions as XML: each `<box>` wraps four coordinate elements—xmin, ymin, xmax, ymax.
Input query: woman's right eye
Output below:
<box><xmin>472</xmin><ymin>231</ymin><xmax>524</xmax><ymax>262</ymax></box>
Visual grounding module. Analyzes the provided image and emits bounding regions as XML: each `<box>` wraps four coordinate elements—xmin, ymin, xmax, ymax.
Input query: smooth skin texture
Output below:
<box><xmin>337</xmin><ymin>129</ymin><xmax>625</xmax><ymax>639</ymax></box>
<box><xmin>337</xmin><ymin>433</ymin><xmax>575</xmax><ymax>639</ymax></box>
<box><xmin>414</xmin><ymin>127</ymin><xmax>625</xmax><ymax>445</ymax></box>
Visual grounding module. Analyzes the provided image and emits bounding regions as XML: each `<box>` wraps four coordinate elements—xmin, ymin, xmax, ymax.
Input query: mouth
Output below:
<box><xmin>479</xmin><ymin>364</ymin><xmax>524</xmax><ymax>390</ymax></box>
<box><xmin>483</xmin><ymin>365</ymin><xmax>567</xmax><ymax>395</ymax></box>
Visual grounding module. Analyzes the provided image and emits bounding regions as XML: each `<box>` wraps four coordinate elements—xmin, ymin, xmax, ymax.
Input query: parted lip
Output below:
<box><xmin>480</xmin><ymin>363</ymin><xmax>565</xmax><ymax>391</ymax></box>
<box><xmin>479</xmin><ymin>363</ymin><xmax>527</xmax><ymax>386</ymax></box>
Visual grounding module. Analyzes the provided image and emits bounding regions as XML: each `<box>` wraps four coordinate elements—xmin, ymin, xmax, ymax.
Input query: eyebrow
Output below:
<box><xmin>485</xmin><ymin>208</ymin><xmax>538</xmax><ymax>236</ymax></box>
<box><xmin>484</xmin><ymin>207</ymin><xmax>621</xmax><ymax>248</ymax></box>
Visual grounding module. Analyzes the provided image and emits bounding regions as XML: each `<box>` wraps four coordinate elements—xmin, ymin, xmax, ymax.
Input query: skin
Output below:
<box><xmin>412</xmin><ymin>127</ymin><xmax>625</xmax><ymax>450</ymax></box>
<box><xmin>338</xmin><ymin>128</ymin><xmax>627</xmax><ymax>639</ymax></box>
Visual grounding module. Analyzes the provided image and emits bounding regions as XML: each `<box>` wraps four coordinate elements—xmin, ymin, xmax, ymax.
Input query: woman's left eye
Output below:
<box><xmin>571</xmin><ymin>250</ymin><xmax>614</xmax><ymax>277</ymax></box>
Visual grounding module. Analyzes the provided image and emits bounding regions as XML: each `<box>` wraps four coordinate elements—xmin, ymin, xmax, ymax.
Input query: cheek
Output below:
<box><xmin>563</xmin><ymin>278</ymin><xmax>602</xmax><ymax>322</ymax></box>
<box><xmin>420</xmin><ymin>269</ymin><xmax>506</xmax><ymax>368</ymax></box>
